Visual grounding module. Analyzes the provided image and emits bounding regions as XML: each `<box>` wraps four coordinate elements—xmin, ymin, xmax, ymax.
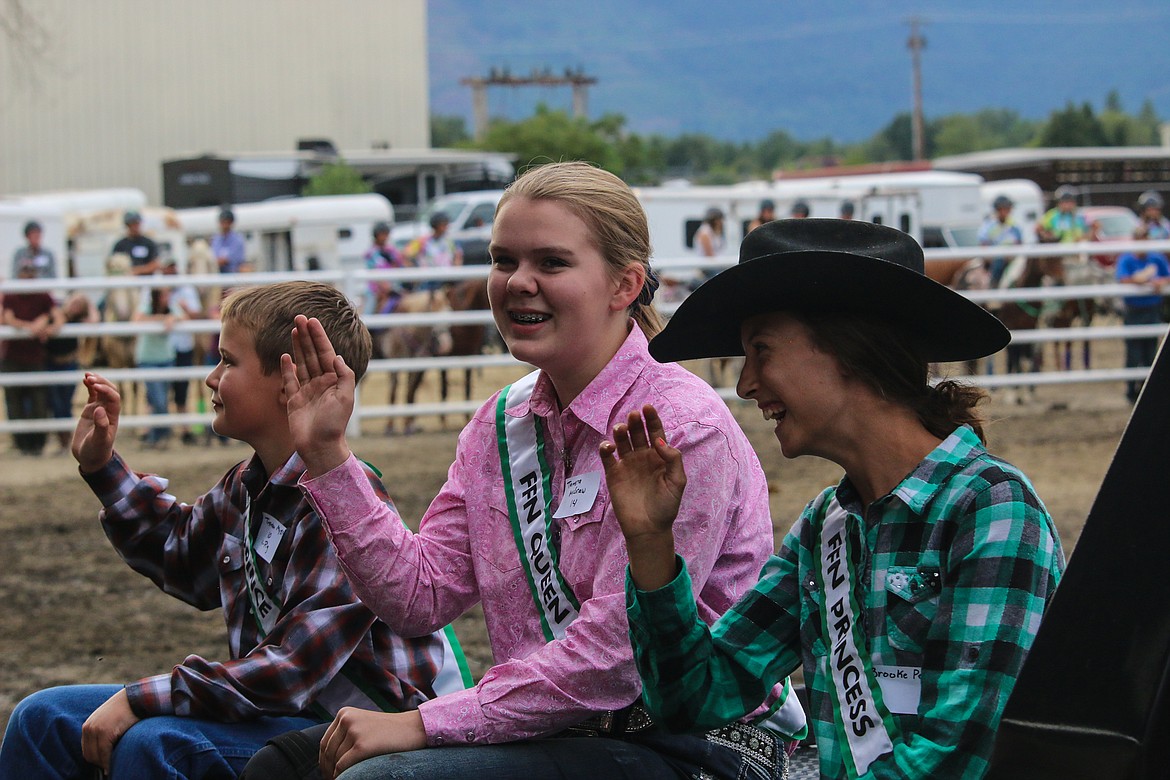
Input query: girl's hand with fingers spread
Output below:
<box><xmin>599</xmin><ymin>404</ymin><xmax>686</xmax><ymax>590</ymax></box>
<box><xmin>281</xmin><ymin>314</ymin><xmax>355</xmax><ymax>477</ymax></box>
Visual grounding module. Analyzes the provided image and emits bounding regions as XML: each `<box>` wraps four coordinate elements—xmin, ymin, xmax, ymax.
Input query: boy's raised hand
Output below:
<box><xmin>72</xmin><ymin>373</ymin><xmax>121</xmax><ymax>473</ymax></box>
<box><xmin>599</xmin><ymin>404</ymin><xmax>686</xmax><ymax>591</ymax></box>
<box><xmin>282</xmin><ymin>315</ymin><xmax>354</xmax><ymax>477</ymax></box>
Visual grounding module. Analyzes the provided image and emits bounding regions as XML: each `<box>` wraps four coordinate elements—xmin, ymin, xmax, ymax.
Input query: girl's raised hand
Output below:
<box><xmin>599</xmin><ymin>404</ymin><xmax>686</xmax><ymax>590</ymax></box>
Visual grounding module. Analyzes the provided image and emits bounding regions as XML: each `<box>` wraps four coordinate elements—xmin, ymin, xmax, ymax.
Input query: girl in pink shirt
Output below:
<box><xmin>246</xmin><ymin>162</ymin><xmax>804</xmax><ymax>780</ymax></box>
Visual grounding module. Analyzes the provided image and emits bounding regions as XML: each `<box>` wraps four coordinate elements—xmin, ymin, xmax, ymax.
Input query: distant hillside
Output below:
<box><xmin>428</xmin><ymin>1</ymin><xmax>1170</xmax><ymax>143</ymax></box>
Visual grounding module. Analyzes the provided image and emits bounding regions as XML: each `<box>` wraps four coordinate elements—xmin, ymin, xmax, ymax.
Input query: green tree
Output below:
<box><xmin>301</xmin><ymin>159</ymin><xmax>372</xmax><ymax>196</ymax></box>
<box><xmin>431</xmin><ymin>114</ymin><xmax>471</xmax><ymax>147</ymax></box>
<box><xmin>932</xmin><ymin>109</ymin><xmax>1037</xmax><ymax>156</ymax></box>
<box><xmin>474</xmin><ymin>104</ymin><xmax>621</xmax><ymax>174</ymax></box>
<box><xmin>1037</xmin><ymin>102</ymin><xmax>1107</xmax><ymax>146</ymax></box>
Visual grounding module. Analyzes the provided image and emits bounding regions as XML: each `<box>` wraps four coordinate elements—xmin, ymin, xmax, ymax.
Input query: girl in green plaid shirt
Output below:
<box><xmin>601</xmin><ymin>219</ymin><xmax>1065</xmax><ymax>779</ymax></box>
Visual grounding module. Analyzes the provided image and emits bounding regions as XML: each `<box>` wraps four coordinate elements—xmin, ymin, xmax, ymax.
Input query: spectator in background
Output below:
<box><xmin>405</xmin><ymin>212</ymin><xmax>462</xmax><ymax>293</ymax></box>
<box><xmin>132</xmin><ymin>280</ymin><xmax>181</xmax><ymax>448</ymax></box>
<box><xmin>789</xmin><ymin>200</ymin><xmax>810</xmax><ymax>219</ymax></box>
<box><xmin>12</xmin><ymin>220</ymin><xmax>57</xmax><ymax>281</ymax></box>
<box><xmin>44</xmin><ymin>294</ymin><xmax>98</xmax><ymax>454</ymax></box>
<box><xmin>693</xmin><ymin>206</ymin><xmax>726</xmax><ymax>287</ymax></box>
<box><xmin>838</xmin><ymin>200</ymin><xmax>855</xmax><ymax>220</ymax></box>
<box><xmin>1037</xmin><ymin>186</ymin><xmax>1087</xmax><ymax>244</ymax></box>
<box><xmin>1115</xmin><ymin>226</ymin><xmax>1170</xmax><ymax>404</ymax></box>
<box><xmin>112</xmin><ymin>211</ymin><xmax>161</xmax><ymax>276</ymax></box>
<box><xmin>978</xmin><ymin>194</ymin><xmax>1025</xmax><ymax>287</ymax></box>
<box><xmin>212</xmin><ymin>207</ymin><xmax>248</xmax><ymax>274</ymax></box>
<box><xmin>363</xmin><ymin>220</ymin><xmax>407</xmax><ymax>314</ymax></box>
<box><xmin>2</xmin><ymin>262</ymin><xmax>61</xmax><ymax>456</ymax></box>
<box><xmin>165</xmin><ymin>261</ymin><xmax>204</xmax><ymax>445</ymax></box>
<box><xmin>1136</xmin><ymin>190</ymin><xmax>1170</xmax><ymax>240</ymax></box>
<box><xmin>746</xmin><ymin>199</ymin><xmax>775</xmax><ymax>233</ymax></box>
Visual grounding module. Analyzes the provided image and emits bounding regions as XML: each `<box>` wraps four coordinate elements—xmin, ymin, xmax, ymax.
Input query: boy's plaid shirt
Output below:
<box><xmin>86</xmin><ymin>450</ymin><xmax>444</xmax><ymax>720</ymax></box>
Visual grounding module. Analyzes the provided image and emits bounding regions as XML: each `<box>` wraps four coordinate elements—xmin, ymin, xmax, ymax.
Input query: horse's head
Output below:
<box><xmin>186</xmin><ymin>239</ymin><xmax>216</xmax><ymax>275</ymax></box>
<box><xmin>106</xmin><ymin>252</ymin><xmax>132</xmax><ymax>276</ymax></box>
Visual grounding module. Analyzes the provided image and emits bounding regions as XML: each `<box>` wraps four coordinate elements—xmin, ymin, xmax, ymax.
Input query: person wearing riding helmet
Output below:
<box><xmin>977</xmin><ymin>194</ymin><xmax>1024</xmax><ymax>287</ymax></box>
<box><xmin>1037</xmin><ymin>186</ymin><xmax>1086</xmax><ymax>244</ymax></box>
<box><xmin>603</xmin><ymin>219</ymin><xmax>1065</xmax><ymax>779</ymax></box>
<box><xmin>1136</xmin><ymin>190</ymin><xmax>1170</xmax><ymax>240</ymax></box>
<box><xmin>363</xmin><ymin>221</ymin><xmax>407</xmax><ymax>314</ymax></box>
<box><xmin>406</xmin><ymin>212</ymin><xmax>463</xmax><ymax>293</ymax></box>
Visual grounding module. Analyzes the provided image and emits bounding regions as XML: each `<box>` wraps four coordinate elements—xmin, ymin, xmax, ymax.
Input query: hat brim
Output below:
<box><xmin>649</xmin><ymin>250</ymin><xmax>1010</xmax><ymax>364</ymax></box>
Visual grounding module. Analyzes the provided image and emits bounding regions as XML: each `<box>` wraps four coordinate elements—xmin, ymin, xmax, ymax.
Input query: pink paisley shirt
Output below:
<box><xmin>302</xmin><ymin>325</ymin><xmax>774</xmax><ymax>746</ymax></box>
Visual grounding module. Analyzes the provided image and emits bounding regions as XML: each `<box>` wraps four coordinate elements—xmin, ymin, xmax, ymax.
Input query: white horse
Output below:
<box><xmin>99</xmin><ymin>252</ymin><xmax>140</xmax><ymax>409</ymax></box>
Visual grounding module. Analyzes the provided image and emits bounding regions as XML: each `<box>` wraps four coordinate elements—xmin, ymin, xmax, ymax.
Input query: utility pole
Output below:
<box><xmin>460</xmin><ymin>67</ymin><xmax>598</xmax><ymax>141</ymax></box>
<box><xmin>906</xmin><ymin>17</ymin><xmax>927</xmax><ymax>162</ymax></box>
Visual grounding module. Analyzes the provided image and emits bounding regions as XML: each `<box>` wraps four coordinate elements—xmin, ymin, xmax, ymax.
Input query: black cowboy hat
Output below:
<box><xmin>649</xmin><ymin>218</ymin><xmax>1010</xmax><ymax>364</ymax></box>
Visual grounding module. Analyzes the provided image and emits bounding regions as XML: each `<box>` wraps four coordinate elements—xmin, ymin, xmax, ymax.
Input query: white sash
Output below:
<box><xmin>817</xmin><ymin>495</ymin><xmax>900</xmax><ymax>775</ymax></box>
<box><xmin>496</xmin><ymin>371</ymin><xmax>581</xmax><ymax>641</ymax></box>
<box><xmin>240</xmin><ymin>491</ymin><xmax>471</xmax><ymax>715</ymax></box>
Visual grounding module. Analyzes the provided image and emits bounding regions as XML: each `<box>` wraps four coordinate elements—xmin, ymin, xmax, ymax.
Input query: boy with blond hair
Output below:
<box><xmin>0</xmin><ymin>281</ymin><xmax>464</xmax><ymax>779</ymax></box>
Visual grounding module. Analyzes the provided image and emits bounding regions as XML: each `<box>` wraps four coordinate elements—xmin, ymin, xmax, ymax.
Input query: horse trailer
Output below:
<box><xmin>0</xmin><ymin>188</ymin><xmax>149</xmax><ymax>281</ymax></box>
<box><xmin>176</xmin><ymin>194</ymin><xmax>394</xmax><ymax>274</ymax></box>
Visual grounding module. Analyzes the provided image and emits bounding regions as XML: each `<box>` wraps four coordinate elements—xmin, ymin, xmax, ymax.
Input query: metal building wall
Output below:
<box><xmin>0</xmin><ymin>0</ymin><xmax>429</xmax><ymax>203</ymax></box>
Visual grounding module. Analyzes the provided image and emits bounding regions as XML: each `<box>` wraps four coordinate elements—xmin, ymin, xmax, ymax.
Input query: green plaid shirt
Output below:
<box><xmin>628</xmin><ymin>426</ymin><xmax>1064</xmax><ymax>779</ymax></box>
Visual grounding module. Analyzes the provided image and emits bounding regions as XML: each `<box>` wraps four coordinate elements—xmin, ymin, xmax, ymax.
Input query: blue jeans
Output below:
<box><xmin>336</xmin><ymin>729</ymin><xmax>783</xmax><ymax>780</ymax></box>
<box><xmin>140</xmin><ymin>360</ymin><xmax>174</xmax><ymax>444</ymax></box>
<box><xmin>0</xmin><ymin>684</ymin><xmax>318</xmax><ymax>780</ymax></box>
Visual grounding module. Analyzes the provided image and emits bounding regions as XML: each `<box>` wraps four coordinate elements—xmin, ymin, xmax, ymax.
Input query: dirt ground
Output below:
<box><xmin>0</xmin><ymin>359</ymin><xmax>1138</xmax><ymax>733</ymax></box>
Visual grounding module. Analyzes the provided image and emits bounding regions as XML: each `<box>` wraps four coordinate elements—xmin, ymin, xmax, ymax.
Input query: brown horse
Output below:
<box><xmin>995</xmin><ymin>255</ymin><xmax>1066</xmax><ymax>402</ymax></box>
<box><xmin>1042</xmin><ymin>254</ymin><xmax>1100</xmax><ymax>371</ymax></box>
<box><xmin>439</xmin><ymin>278</ymin><xmax>491</xmax><ymax>425</ymax></box>
<box><xmin>379</xmin><ymin>290</ymin><xmax>453</xmax><ymax>434</ymax></box>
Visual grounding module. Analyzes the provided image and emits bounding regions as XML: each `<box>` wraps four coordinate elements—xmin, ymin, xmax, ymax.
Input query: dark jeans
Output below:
<box><xmin>2</xmin><ymin>358</ymin><xmax>47</xmax><ymax>454</ymax></box>
<box><xmin>242</xmin><ymin>723</ymin><xmax>785</xmax><ymax>780</ymax></box>
<box><xmin>1123</xmin><ymin>306</ymin><xmax>1162</xmax><ymax>402</ymax></box>
<box><xmin>45</xmin><ymin>357</ymin><xmax>79</xmax><ymax>420</ymax></box>
<box><xmin>172</xmin><ymin>348</ymin><xmax>195</xmax><ymax>408</ymax></box>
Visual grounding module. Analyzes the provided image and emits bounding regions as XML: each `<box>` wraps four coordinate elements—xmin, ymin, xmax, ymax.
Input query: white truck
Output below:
<box><xmin>389</xmin><ymin>189</ymin><xmax>503</xmax><ymax>265</ymax></box>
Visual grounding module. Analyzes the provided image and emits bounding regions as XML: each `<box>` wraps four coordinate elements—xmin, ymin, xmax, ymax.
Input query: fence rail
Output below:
<box><xmin>2</xmin><ymin>239</ymin><xmax>1168</xmax><ymax>436</ymax></box>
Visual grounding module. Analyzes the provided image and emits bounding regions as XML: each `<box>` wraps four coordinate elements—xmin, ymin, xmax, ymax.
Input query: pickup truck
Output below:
<box><xmin>391</xmin><ymin>190</ymin><xmax>503</xmax><ymax>265</ymax></box>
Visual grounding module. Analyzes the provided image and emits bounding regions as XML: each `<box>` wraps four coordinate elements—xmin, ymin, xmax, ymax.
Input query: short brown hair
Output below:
<box><xmin>220</xmin><ymin>281</ymin><xmax>372</xmax><ymax>381</ymax></box>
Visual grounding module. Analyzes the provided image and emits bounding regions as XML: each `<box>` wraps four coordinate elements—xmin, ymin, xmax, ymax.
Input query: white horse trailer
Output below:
<box><xmin>635</xmin><ymin>182</ymin><xmax>923</xmax><ymax>263</ymax></box>
<box><xmin>176</xmin><ymin>194</ymin><xmax>394</xmax><ymax>274</ymax></box>
<box><xmin>70</xmin><ymin>206</ymin><xmax>188</xmax><ymax>280</ymax></box>
<box><xmin>0</xmin><ymin>188</ymin><xmax>148</xmax><ymax>281</ymax></box>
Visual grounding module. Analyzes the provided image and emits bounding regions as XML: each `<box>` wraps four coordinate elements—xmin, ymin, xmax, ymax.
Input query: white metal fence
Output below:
<box><xmin>2</xmin><ymin>238</ymin><xmax>1169</xmax><ymax>437</ymax></box>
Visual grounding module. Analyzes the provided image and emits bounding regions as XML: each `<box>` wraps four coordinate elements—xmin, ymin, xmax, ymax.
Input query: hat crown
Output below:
<box><xmin>740</xmin><ymin>218</ymin><xmax>924</xmax><ymax>275</ymax></box>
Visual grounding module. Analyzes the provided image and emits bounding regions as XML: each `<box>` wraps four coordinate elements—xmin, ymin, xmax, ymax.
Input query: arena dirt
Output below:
<box><xmin>0</xmin><ymin>363</ymin><xmax>1137</xmax><ymax>730</ymax></box>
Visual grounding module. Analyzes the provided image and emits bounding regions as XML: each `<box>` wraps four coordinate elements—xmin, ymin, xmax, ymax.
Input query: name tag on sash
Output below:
<box><xmin>255</xmin><ymin>514</ymin><xmax>287</xmax><ymax>563</ymax></box>
<box><xmin>873</xmin><ymin>665</ymin><xmax>922</xmax><ymax>715</ymax></box>
<box><xmin>553</xmin><ymin>472</ymin><xmax>601</xmax><ymax>519</ymax></box>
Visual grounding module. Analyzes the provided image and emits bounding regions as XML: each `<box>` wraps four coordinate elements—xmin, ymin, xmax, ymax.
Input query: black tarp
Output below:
<box><xmin>987</xmin><ymin>338</ymin><xmax>1170</xmax><ymax>779</ymax></box>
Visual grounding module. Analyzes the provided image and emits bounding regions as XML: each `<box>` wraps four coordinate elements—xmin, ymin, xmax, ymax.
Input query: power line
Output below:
<box><xmin>906</xmin><ymin>16</ymin><xmax>927</xmax><ymax>162</ymax></box>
